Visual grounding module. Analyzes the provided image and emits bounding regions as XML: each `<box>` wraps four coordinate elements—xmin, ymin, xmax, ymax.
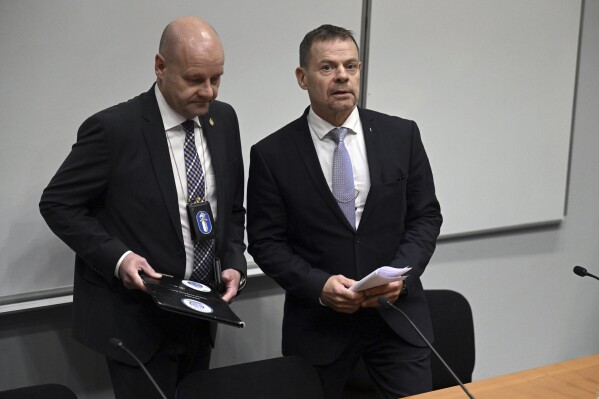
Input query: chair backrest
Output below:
<box><xmin>176</xmin><ymin>356</ymin><xmax>325</xmax><ymax>399</ymax></box>
<box><xmin>0</xmin><ymin>384</ymin><xmax>77</xmax><ymax>399</ymax></box>
<box><xmin>343</xmin><ymin>289</ymin><xmax>475</xmax><ymax>397</ymax></box>
<box><xmin>425</xmin><ymin>289</ymin><xmax>475</xmax><ymax>390</ymax></box>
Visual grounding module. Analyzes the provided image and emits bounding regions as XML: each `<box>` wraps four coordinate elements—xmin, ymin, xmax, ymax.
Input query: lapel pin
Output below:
<box><xmin>209</xmin><ymin>118</ymin><xmax>215</xmax><ymax>126</ymax></box>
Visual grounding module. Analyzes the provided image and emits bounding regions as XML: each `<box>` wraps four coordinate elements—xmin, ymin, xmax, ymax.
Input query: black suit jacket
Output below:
<box><xmin>247</xmin><ymin>107</ymin><xmax>442</xmax><ymax>365</ymax></box>
<box><xmin>40</xmin><ymin>86</ymin><xmax>246</xmax><ymax>364</ymax></box>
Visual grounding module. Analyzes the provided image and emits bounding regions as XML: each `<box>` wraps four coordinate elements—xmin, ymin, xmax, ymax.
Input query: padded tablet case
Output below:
<box><xmin>141</xmin><ymin>275</ymin><xmax>244</xmax><ymax>328</ymax></box>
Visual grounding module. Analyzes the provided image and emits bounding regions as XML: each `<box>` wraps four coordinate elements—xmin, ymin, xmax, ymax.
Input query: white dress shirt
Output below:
<box><xmin>307</xmin><ymin>106</ymin><xmax>370</xmax><ymax>228</ymax></box>
<box><xmin>155</xmin><ymin>86</ymin><xmax>217</xmax><ymax>279</ymax></box>
<box><xmin>115</xmin><ymin>86</ymin><xmax>217</xmax><ymax>278</ymax></box>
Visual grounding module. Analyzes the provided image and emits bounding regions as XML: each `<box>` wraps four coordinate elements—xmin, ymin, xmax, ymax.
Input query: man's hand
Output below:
<box><xmin>320</xmin><ymin>275</ymin><xmax>365</xmax><ymax>314</ymax></box>
<box><xmin>220</xmin><ymin>269</ymin><xmax>241</xmax><ymax>303</ymax></box>
<box><xmin>360</xmin><ymin>280</ymin><xmax>403</xmax><ymax>308</ymax></box>
<box><xmin>118</xmin><ymin>252</ymin><xmax>162</xmax><ymax>292</ymax></box>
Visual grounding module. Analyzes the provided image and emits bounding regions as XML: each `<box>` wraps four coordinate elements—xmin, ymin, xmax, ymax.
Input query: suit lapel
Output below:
<box><xmin>199</xmin><ymin>112</ymin><xmax>225</xmax><ymax>236</ymax></box>
<box><xmin>140</xmin><ymin>88</ymin><xmax>184</xmax><ymax>245</ymax></box>
<box><xmin>358</xmin><ymin>108</ymin><xmax>382</xmax><ymax>230</ymax></box>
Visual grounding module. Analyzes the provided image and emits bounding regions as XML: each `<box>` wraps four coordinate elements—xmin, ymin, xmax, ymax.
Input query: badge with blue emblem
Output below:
<box><xmin>187</xmin><ymin>201</ymin><xmax>216</xmax><ymax>242</ymax></box>
<box><xmin>196</xmin><ymin>211</ymin><xmax>213</xmax><ymax>234</ymax></box>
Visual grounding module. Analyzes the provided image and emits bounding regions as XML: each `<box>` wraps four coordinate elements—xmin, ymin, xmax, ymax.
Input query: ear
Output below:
<box><xmin>155</xmin><ymin>53</ymin><xmax>166</xmax><ymax>79</ymax></box>
<box><xmin>295</xmin><ymin>67</ymin><xmax>308</xmax><ymax>90</ymax></box>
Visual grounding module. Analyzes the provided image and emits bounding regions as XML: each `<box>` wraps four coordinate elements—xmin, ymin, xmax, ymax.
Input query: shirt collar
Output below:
<box><xmin>307</xmin><ymin>106</ymin><xmax>360</xmax><ymax>141</ymax></box>
<box><xmin>154</xmin><ymin>84</ymin><xmax>200</xmax><ymax>131</ymax></box>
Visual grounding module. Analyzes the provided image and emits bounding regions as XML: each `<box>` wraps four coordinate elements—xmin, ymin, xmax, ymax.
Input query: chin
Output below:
<box><xmin>330</xmin><ymin>101</ymin><xmax>356</xmax><ymax>113</ymax></box>
<box><xmin>191</xmin><ymin>105</ymin><xmax>210</xmax><ymax>117</ymax></box>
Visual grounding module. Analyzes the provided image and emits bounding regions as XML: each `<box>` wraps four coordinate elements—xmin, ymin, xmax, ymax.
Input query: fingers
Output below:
<box><xmin>361</xmin><ymin>280</ymin><xmax>403</xmax><ymax>308</ymax></box>
<box><xmin>118</xmin><ymin>252</ymin><xmax>159</xmax><ymax>292</ymax></box>
<box><xmin>363</xmin><ymin>280</ymin><xmax>402</xmax><ymax>297</ymax></box>
<box><xmin>220</xmin><ymin>286</ymin><xmax>238</xmax><ymax>303</ymax></box>
<box><xmin>220</xmin><ymin>269</ymin><xmax>241</xmax><ymax>303</ymax></box>
<box><xmin>320</xmin><ymin>275</ymin><xmax>365</xmax><ymax>314</ymax></box>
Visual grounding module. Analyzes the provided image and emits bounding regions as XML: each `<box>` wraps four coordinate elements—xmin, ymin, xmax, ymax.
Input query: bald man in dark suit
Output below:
<box><xmin>40</xmin><ymin>17</ymin><xmax>246</xmax><ymax>399</ymax></box>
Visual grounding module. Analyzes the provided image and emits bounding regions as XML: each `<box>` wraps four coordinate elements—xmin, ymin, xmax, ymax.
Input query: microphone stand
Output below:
<box><xmin>110</xmin><ymin>338</ymin><xmax>168</xmax><ymax>399</ymax></box>
<box><xmin>378</xmin><ymin>297</ymin><xmax>476</xmax><ymax>399</ymax></box>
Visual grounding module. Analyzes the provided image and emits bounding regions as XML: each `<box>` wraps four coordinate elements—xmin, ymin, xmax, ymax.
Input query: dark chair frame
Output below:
<box><xmin>343</xmin><ymin>289</ymin><xmax>475</xmax><ymax>397</ymax></box>
<box><xmin>426</xmin><ymin>289</ymin><xmax>475</xmax><ymax>389</ymax></box>
<box><xmin>0</xmin><ymin>384</ymin><xmax>77</xmax><ymax>399</ymax></box>
<box><xmin>176</xmin><ymin>356</ymin><xmax>325</xmax><ymax>399</ymax></box>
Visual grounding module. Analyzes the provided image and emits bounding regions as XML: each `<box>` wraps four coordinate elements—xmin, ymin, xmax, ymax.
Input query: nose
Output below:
<box><xmin>334</xmin><ymin>66</ymin><xmax>349</xmax><ymax>82</ymax></box>
<box><xmin>197</xmin><ymin>80</ymin><xmax>216</xmax><ymax>99</ymax></box>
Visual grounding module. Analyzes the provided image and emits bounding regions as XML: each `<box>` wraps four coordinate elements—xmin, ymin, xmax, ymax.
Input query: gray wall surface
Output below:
<box><xmin>1</xmin><ymin>1</ymin><xmax>599</xmax><ymax>398</ymax></box>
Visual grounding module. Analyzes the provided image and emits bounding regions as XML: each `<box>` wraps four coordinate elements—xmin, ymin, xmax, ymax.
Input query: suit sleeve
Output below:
<box><xmin>219</xmin><ymin>106</ymin><xmax>248</xmax><ymax>279</ymax></box>
<box><xmin>247</xmin><ymin>145</ymin><xmax>330</xmax><ymax>302</ymax></box>
<box><xmin>39</xmin><ymin>115</ymin><xmax>128</xmax><ymax>282</ymax></box>
<box><xmin>389</xmin><ymin>121</ymin><xmax>442</xmax><ymax>290</ymax></box>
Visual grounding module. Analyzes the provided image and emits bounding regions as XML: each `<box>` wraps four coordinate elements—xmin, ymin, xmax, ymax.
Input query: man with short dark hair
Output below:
<box><xmin>247</xmin><ymin>24</ymin><xmax>442</xmax><ymax>398</ymax></box>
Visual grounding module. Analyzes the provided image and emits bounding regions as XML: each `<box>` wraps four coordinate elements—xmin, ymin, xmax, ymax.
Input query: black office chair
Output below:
<box><xmin>426</xmin><ymin>289</ymin><xmax>475</xmax><ymax>389</ymax></box>
<box><xmin>343</xmin><ymin>289</ymin><xmax>475</xmax><ymax>397</ymax></box>
<box><xmin>176</xmin><ymin>356</ymin><xmax>325</xmax><ymax>399</ymax></box>
<box><xmin>0</xmin><ymin>384</ymin><xmax>77</xmax><ymax>399</ymax></box>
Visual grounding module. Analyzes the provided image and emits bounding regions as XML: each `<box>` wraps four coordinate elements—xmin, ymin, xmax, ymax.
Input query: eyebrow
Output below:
<box><xmin>318</xmin><ymin>57</ymin><xmax>360</xmax><ymax>64</ymax></box>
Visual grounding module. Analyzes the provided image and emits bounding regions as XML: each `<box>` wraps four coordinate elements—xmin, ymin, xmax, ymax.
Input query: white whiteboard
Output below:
<box><xmin>0</xmin><ymin>0</ymin><xmax>362</xmax><ymax>301</ymax></box>
<box><xmin>366</xmin><ymin>0</ymin><xmax>581</xmax><ymax>237</ymax></box>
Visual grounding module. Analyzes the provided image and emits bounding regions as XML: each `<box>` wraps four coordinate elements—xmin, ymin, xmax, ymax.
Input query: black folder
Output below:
<box><xmin>141</xmin><ymin>275</ymin><xmax>245</xmax><ymax>328</ymax></box>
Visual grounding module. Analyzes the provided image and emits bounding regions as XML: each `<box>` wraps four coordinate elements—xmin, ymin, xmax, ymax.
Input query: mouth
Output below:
<box><xmin>331</xmin><ymin>90</ymin><xmax>352</xmax><ymax>97</ymax></box>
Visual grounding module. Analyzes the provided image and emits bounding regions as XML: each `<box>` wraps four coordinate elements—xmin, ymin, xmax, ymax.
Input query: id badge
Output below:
<box><xmin>187</xmin><ymin>201</ymin><xmax>216</xmax><ymax>242</ymax></box>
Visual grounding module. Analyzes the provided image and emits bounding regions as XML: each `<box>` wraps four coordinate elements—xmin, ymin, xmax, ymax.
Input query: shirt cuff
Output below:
<box><xmin>114</xmin><ymin>250</ymin><xmax>132</xmax><ymax>278</ymax></box>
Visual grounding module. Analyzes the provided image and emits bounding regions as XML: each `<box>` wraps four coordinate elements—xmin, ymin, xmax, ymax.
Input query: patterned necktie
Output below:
<box><xmin>329</xmin><ymin>127</ymin><xmax>356</xmax><ymax>229</ymax></box>
<box><xmin>182</xmin><ymin>120</ymin><xmax>214</xmax><ymax>283</ymax></box>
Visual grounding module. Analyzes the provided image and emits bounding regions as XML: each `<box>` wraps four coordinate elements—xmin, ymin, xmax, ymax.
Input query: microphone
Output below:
<box><xmin>109</xmin><ymin>338</ymin><xmax>167</xmax><ymax>399</ymax></box>
<box><xmin>573</xmin><ymin>266</ymin><xmax>599</xmax><ymax>281</ymax></box>
<box><xmin>378</xmin><ymin>297</ymin><xmax>476</xmax><ymax>399</ymax></box>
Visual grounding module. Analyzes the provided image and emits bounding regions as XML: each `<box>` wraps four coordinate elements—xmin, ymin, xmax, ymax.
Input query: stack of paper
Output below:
<box><xmin>349</xmin><ymin>266</ymin><xmax>411</xmax><ymax>292</ymax></box>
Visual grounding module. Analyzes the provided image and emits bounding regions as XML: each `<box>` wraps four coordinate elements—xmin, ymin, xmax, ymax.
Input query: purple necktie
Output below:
<box><xmin>182</xmin><ymin>120</ymin><xmax>214</xmax><ymax>283</ymax></box>
<box><xmin>329</xmin><ymin>127</ymin><xmax>356</xmax><ymax>229</ymax></box>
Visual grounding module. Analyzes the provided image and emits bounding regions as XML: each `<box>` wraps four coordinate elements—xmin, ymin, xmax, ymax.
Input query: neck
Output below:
<box><xmin>314</xmin><ymin>107</ymin><xmax>355</xmax><ymax>127</ymax></box>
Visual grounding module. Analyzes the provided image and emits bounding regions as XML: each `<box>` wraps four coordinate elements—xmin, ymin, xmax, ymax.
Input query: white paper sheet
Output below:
<box><xmin>349</xmin><ymin>266</ymin><xmax>411</xmax><ymax>292</ymax></box>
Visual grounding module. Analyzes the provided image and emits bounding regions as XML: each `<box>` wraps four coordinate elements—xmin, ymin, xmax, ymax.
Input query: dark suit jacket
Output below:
<box><xmin>40</xmin><ymin>86</ymin><xmax>246</xmax><ymax>364</ymax></box>
<box><xmin>247</xmin><ymin>107</ymin><xmax>442</xmax><ymax>365</ymax></box>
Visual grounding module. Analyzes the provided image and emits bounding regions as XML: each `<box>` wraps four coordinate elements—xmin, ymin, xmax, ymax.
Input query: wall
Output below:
<box><xmin>1</xmin><ymin>1</ymin><xmax>598</xmax><ymax>398</ymax></box>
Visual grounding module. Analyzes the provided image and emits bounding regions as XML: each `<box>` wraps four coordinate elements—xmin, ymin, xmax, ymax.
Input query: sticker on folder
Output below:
<box><xmin>182</xmin><ymin>280</ymin><xmax>212</xmax><ymax>293</ymax></box>
<box><xmin>181</xmin><ymin>298</ymin><xmax>214</xmax><ymax>314</ymax></box>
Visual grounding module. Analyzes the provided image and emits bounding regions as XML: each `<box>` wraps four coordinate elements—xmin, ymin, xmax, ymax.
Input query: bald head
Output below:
<box><xmin>159</xmin><ymin>17</ymin><xmax>222</xmax><ymax>61</ymax></box>
<box><xmin>155</xmin><ymin>17</ymin><xmax>225</xmax><ymax>119</ymax></box>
